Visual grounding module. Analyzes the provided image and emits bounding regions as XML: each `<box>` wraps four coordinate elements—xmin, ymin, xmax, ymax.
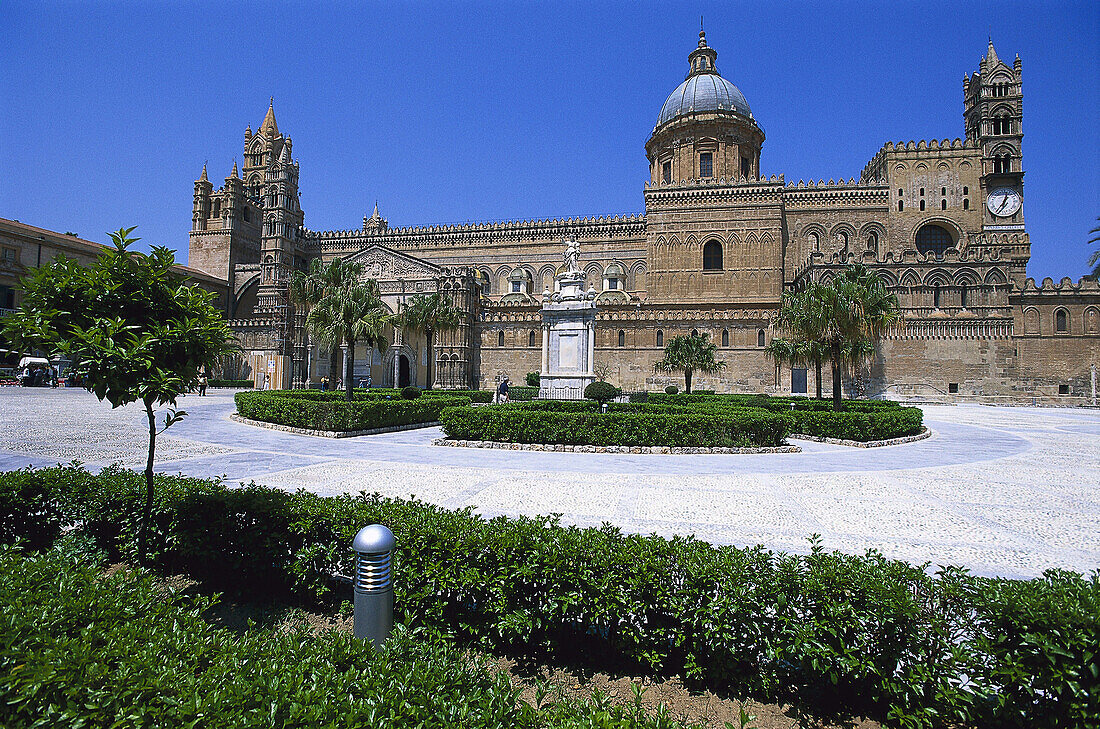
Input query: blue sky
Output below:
<box><xmin>1</xmin><ymin>1</ymin><xmax>1097</xmax><ymax>281</ymax></box>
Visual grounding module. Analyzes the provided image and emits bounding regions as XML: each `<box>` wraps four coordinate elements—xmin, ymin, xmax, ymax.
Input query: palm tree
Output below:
<box><xmin>817</xmin><ymin>265</ymin><xmax>901</xmax><ymax>410</ymax></box>
<box><xmin>768</xmin><ymin>285</ymin><xmax>830</xmax><ymax>399</ymax></box>
<box><xmin>306</xmin><ymin>277</ymin><xmax>390</xmax><ymax>401</ymax></box>
<box><xmin>1088</xmin><ymin>216</ymin><xmax>1100</xmax><ymax>278</ymax></box>
<box><xmin>290</xmin><ymin>258</ymin><xmax>362</xmax><ymax>386</ymax></box>
<box><xmin>398</xmin><ymin>292</ymin><xmax>461</xmax><ymax>390</ymax></box>
<box><xmin>653</xmin><ymin>332</ymin><xmax>726</xmax><ymax>393</ymax></box>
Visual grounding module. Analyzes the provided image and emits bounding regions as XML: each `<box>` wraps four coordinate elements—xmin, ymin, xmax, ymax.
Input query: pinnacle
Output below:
<box><xmin>260</xmin><ymin>97</ymin><xmax>279</xmax><ymax>136</ymax></box>
<box><xmin>199</xmin><ymin>162</ymin><xmax>208</xmax><ymax>182</ymax></box>
<box><xmin>230</xmin><ymin>160</ymin><xmax>239</xmax><ymax>178</ymax></box>
<box><xmin>985</xmin><ymin>37</ymin><xmax>1000</xmax><ymax>65</ymax></box>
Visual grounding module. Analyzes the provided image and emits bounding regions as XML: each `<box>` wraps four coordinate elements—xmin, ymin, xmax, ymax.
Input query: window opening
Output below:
<box><xmin>1055</xmin><ymin>309</ymin><xmax>1068</xmax><ymax>333</ymax></box>
<box><xmin>702</xmin><ymin>240</ymin><xmax>723</xmax><ymax>270</ymax></box>
<box><xmin>757</xmin><ymin>329</ymin><xmax>765</xmax><ymax>347</ymax></box>
<box><xmin>618</xmin><ymin>330</ymin><xmax>625</xmax><ymax>347</ymax></box>
<box><xmin>699</xmin><ymin>152</ymin><xmax>713</xmax><ymax>178</ymax></box>
<box><xmin>656</xmin><ymin>330</ymin><xmax>663</xmax><ymax>347</ymax></box>
<box><xmin>662</xmin><ymin>161</ymin><xmax>671</xmax><ymax>184</ymax></box>
<box><xmin>497</xmin><ymin>330</ymin><xmax>505</xmax><ymax>346</ymax></box>
<box><xmin>721</xmin><ymin>329</ymin><xmax>729</xmax><ymax>347</ymax></box>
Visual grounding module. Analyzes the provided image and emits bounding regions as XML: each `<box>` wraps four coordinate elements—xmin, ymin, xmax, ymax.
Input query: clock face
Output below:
<box><xmin>987</xmin><ymin>187</ymin><xmax>1022</xmax><ymax>217</ymax></box>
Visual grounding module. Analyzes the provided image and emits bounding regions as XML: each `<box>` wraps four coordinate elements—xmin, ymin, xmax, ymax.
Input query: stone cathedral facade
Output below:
<box><xmin>188</xmin><ymin>35</ymin><xmax>1098</xmax><ymax>402</ymax></box>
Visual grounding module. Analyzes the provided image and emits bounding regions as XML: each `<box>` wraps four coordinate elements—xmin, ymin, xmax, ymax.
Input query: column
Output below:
<box><xmin>585</xmin><ymin>320</ymin><xmax>595</xmax><ymax>376</ymax></box>
<box><xmin>541</xmin><ymin>324</ymin><xmax>550</xmax><ymax>374</ymax></box>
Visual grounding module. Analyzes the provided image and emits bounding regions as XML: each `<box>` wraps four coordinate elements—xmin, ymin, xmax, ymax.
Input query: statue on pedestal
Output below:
<box><xmin>563</xmin><ymin>236</ymin><xmax>581</xmax><ymax>273</ymax></box>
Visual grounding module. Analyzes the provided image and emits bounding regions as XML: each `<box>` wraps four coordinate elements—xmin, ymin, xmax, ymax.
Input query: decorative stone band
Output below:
<box><xmin>230</xmin><ymin>412</ymin><xmax>440</xmax><ymax>439</ymax></box>
<box><xmin>788</xmin><ymin>427</ymin><xmax>932</xmax><ymax>448</ymax></box>
<box><xmin>432</xmin><ymin>438</ymin><xmax>801</xmax><ymax>455</ymax></box>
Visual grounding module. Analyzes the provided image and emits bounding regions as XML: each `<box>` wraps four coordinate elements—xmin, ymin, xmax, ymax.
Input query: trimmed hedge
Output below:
<box><xmin>0</xmin><ymin>543</ymin><xmax>683</xmax><ymax>729</ymax></box>
<box><xmin>441</xmin><ymin>406</ymin><xmax>790</xmax><ymax>447</ymax></box>
<box><xmin>209</xmin><ymin>378</ymin><xmax>253</xmax><ymax>388</ymax></box>
<box><xmin>1</xmin><ymin>465</ymin><xmax>1096</xmax><ymax>728</ymax></box>
<box><xmin>235</xmin><ymin>390</ymin><xmax>470</xmax><ymax>432</ymax></box>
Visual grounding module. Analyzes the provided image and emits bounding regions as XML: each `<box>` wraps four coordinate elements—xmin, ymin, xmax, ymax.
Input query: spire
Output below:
<box><xmin>230</xmin><ymin>159</ymin><xmax>239</xmax><ymax>178</ymax></box>
<box><xmin>199</xmin><ymin>162</ymin><xmax>208</xmax><ymax>182</ymax></box>
<box><xmin>687</xmin><ymin>28</ymin><xmax>718</xmax><ymax>78</ymax></box>
<box><xmin>260</xmin><ymin>97</ymin><xmax>279</xmax><ymax>136</ymax></box>
<box><xmin>985</xmin><ymin>38</ymin><xmax>1000</xmax><ymax>66</ymax></box>
<box><xmin>371</xmin><ymin>200</ymin><xmax>380</xmax><ymax>219</ymax></box>
<box><xmin>279</xmin><ymin>143</ymin><xmax>291</xmax><ymax>163</ymax></box>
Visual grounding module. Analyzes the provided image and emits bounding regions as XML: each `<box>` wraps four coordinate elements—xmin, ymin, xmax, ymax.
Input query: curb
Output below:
<box><xmin>789</xmin><ymin>427</ymin><xmax>932</xmax><ymax>448</ymax></box>
<box><xmin>230</xmin><ymin>413</ymin><xmax>440</xmax><ymax>439</ymax></box>
<box><xmin>431</xmin><ymin>438</ymin><xmax>801</xmax><ymax>454</ymax></box>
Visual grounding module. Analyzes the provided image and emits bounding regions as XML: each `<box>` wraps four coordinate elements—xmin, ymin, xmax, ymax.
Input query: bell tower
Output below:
<box><xmin>964</xmin><ymin>40</ymin><xmax>1025</xmax><ymax>231</ymax></box>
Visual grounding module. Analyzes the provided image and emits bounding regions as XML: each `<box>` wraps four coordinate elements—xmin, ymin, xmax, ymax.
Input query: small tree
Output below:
<box><xmin>290</xmin><ymin>257</ymin><xmax>362</xmax><ymax>384</ymax></box>
<box><xmin>1</xmin><ymin>228</ymin><xmax>235</xmax><ymax>561</ymax></box>
<box><xmin>306</xmin><ymin>274</ymin><xmax>390</xmax><ymax>402</ymax></box>
<box><xmin>653</xmin><ymin>332</ymin><xmax>725</xmax><ymax>393</ymax></box>
<box><xmin>398</xmin><ymin>292</ymin><xmax>461</xmax><ymax>390</ymax></box>
<box><xmin>767</xmin><ymin>286</ymin><xmax>830</xmax><ymax>399</ymax></box>
<box><xmin>583</xmin><ymin>380</ymin><xmax>621</xmax><ymax>407</ymax></box>
<box><xmin>525</xmin><ymin>371</ymin><xmax>540</xmax><ymax>387</ymax></box>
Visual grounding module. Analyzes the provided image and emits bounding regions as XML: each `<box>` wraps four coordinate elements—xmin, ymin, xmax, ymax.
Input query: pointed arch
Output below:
<box><xmin>984</xmin><ymin>269</ymin><xmax>1008</xmax><ymax>285</ymax></box>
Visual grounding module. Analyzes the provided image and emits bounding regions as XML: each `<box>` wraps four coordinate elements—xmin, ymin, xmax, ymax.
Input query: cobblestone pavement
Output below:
<box><xmin>1</xmin><ymin>387</ymin><xmax>1097</xmax><ymax>579</ymax></box>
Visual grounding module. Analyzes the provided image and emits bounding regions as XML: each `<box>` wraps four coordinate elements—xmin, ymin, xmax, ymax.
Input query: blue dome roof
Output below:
<box><xmin>657</xmin><ymin>72</ymin><xmax>751</xmax><ymax>127</ymax></box>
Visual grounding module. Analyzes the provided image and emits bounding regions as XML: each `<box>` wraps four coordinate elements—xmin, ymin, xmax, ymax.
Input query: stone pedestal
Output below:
<box><xmin>538</xmin><ymin>268</ymin><xmax>596</xmax><ymax>399</ymax></box>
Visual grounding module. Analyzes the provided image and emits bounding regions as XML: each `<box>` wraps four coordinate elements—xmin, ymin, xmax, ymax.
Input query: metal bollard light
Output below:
<box><xmin>352</xmin><ymin>524</ymin><xmax>396</xmax><ymax>649</ymax></box>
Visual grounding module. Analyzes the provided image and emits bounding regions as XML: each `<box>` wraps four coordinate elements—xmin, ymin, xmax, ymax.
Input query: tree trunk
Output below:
<box><xmin>345</xmin><ymin>339</ymin><xmax>356</xmax><ymax>401</ymax></box>
<box><xmin>685</xmin><ymin>369</ymin><xmax>693</xmax><ymax>393</ymax></box>
<box><xmin>139</xmin><ymin>401</ymin><xmax>157</xmax><ymax>565</ymax></box>
<box><xmin>425</xmin><ymin>329</ymin><xmax>434</xmax><ymax>390</ymax></box>
<box><xmin>329</xmin><ymin>346</ymin><xmax>340</xmax><ymax>390</ymax></box>
<box><xmin>830</xmin><ymin>342</ymin><xmax>843</xmax><ymax>411</ymax></box>
<box><xmin>815</xmin><ymin>359</ymin><xmax>823</xmax><ymax>400</ymax></box>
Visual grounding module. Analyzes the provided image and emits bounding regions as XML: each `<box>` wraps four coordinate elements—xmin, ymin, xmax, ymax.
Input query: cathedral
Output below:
<box><xmin>187</xmin><ymin>34</ymin><xmax>1099</xmax><ymax>402</ymax></box>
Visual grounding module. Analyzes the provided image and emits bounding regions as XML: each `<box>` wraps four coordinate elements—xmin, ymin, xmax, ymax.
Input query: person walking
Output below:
<box><xmin>198</xmin><ymin>372</ymin><xmax>208</xmax><ymax>396</ymax></box>
<box><xmin>496</xmin><ymin>376</ymin><xmax>510</xmax><ymax>404</ymax></box>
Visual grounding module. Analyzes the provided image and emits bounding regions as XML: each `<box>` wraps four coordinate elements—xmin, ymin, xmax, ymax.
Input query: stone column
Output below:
<box><xmin>541</xmin><ymin>324</ymin><xmax>550</xmax><ymax>373</ymax></box>
<box><xmin>585</xmin><ymin>320</ymin><xmax>595</xmax><ymax>376</ymax></box>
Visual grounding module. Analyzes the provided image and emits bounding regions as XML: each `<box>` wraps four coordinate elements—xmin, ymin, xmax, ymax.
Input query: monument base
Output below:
<box><xmin>538</xmin><ymin>374</ymin><xmax>594</xmax><ymax>400</ymax></box>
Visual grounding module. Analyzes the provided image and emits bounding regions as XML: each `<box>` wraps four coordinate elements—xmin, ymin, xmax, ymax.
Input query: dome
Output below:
<box><xmin>657</xmin><ymin>72</ymin><xmax>752</xmax><ymax>127</ymax></box>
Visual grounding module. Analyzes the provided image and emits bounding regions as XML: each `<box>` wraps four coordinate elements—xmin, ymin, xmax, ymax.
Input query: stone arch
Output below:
<box><xmin>537</xmin><ymin>264</ymin><xmax>557</xmax><ymax>292</ymax></box>
<box><xmin>900</xmin><ymin>269</ymin><xmax>921</xmax><ymax>287</ymax></box>
<box><xmin>985</xmin><ymin>269</ymin><xmax>1008</xmax><ymax>285</ymax></box>
<box><xmin>912</xmin><ymin>218</ymin><xmax>963</xmax><ymax>256</ymax></box>
<box><xmin>875</xmin><ymin>269</ymin><xmax>898</xmax><ymax>287</ymax></box>
<box><xmin>953</xmin><ymin>269</ymin><xmax>980</xmax><ymax>285</ymax></box>
<box><xmin>925</xmin><ymin>268</ymin><xmax>952</xmax><ymax>286</ymax></box>
<box><xmin>1023</xmin><ymin>306</ymin><xmax>1040</xmax><ymax>334</ymax></box>
<box><xmin>1084</xmin><ymin>306</ymin><xmax>1099</xmax><ymax>334</ymax></box>
<box><xmin>1054</xmin><ymin>307</ymin><xmax>1070</xmax><ymax>334</ymax></box>
<box><xmin>629</xmin><ymin>260</ymin><xmax>647</xmax><ymax>291</ymax></box>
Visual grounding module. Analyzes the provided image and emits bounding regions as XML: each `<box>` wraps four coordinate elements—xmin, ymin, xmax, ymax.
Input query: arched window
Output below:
<box><xmin>529</xmin><ymin>330</ymin><xmax>536</xmax><ymax>347</ymax></box>
<box><xmin>920</xmin><ymin>199</ymin><xmax>926</xmax><ymax>211</ymax></box>
<box><xmin>656</xmin><ymin>330</ymin><xmax>663</xmax><ymax>347</ymax></box>
<box><xmin>1055</xmin><ymin>309</ymin><xmax>1068</xmax><ymax>333</ymax></box>
<box><xmin>960</xmin><ymin>285</ymin><xmax>969</xmax><ymax>309</ymax></box>
<box><xmin>721</xmin><ymin>329</ymin><xmax>729</xmax><ymax>347</ymax></box>
<box><xmin>915</xmin><ymin>224</ymin><xmax>954</xmax><ymax>256</ymax></box>
<box><xmin>497</xmin><ymin>330</ymin><xmax>505</xmax><ymax>347</ymax></box>
<box><xmin>941</xmin><ymin>199</ymin><xmax>947</xmax><ymax>210</ymax></box>
<box><xmin>933</xmin><ymin>284</ymin><xmax>942</xmax><ymax>309</ymax></box>
<box><xmin>994</xmin><ymin>155</ymin><xmax>1012</xmax><ymax>174</ymax></box>
<box><xmin>757</xmin><ymin>329</ymin><xmax>765</xmax><ymax>347</ymax></box>
<box><xmin>691</xmin><ymin>329</ymin><xmax>699</xmax><ymax>338</ymax></box>
<box><xmin>898</xmin><ymin>200</ymin><xmax>904</xmax><ymax>212</ymax></box>
<box><xmin>963</xmin><ymin>198</ymin><xmax>969</xmax><ymax>210</ymax></box>
<box><xmin>618</xmin><ymin>330</ymin><xmax>625</xmax><ymax>347</ymax></box>
<box><xmin>702</xmin><ymin>240</ymin><xmax>723</xmax><ymax>270</ymax></box>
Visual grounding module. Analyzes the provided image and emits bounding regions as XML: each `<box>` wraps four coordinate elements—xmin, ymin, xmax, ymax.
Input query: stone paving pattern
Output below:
<box><xmin>1</xmin><ymin>388</ymin><xmax>1097</xmax><ymax>579</ymax></box>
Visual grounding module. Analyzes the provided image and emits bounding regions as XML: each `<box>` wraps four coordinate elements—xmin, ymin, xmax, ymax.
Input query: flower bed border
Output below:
<box><xmin>432</xmin><ymin>437</ymin><xmax>801</xmax><ymax>454</ymax></box>
<box><xmin>789</xmin><ymin>426</ymin><xmax>932</xmax><ymax>448</ymax></box>
<box><xmin>230</xmin><ymin>412</ymin><xmax>439</xmax><ymax>439</ymax></box>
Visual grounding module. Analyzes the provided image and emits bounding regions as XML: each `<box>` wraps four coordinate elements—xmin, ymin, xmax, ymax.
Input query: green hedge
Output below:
<box><xmin>441</xmin><ymin>406</ymin><xmax>791</xmax><ymax>447</ymax></box>
<box><xmin>1</xmin><ymin>465</ymin><xmax>1096</xmax><ymax>727</ymax></box>
<box><xmin>208</xmin><ymin>378</ymin><xmax>253</xmax><ymax>388</ymax></box>
<box><xmin>0</xmin><ymin>543</ymin><xmax>684</xmax><ymax>729</ymax></box>
<box><xmin>235</xmin><ymin>390</ymin><xmax>470</xmax><ymax>432</ymax></box>
<box><xmin>789</xmin><ymin>408</ymin><xmax>924</xmax><ymax>441</ymax></box>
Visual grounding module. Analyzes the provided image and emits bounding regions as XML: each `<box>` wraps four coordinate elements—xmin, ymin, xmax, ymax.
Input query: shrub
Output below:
<box><xmin>583</xmin><ymin>381</ymin><xmax>621</xmax><ymax>405</ymax></box>
<box><xmin>440</xmin><ymin>406</ymin><xmax>790</xmax><ymax>448</ymax></box>
<box><xmin>401</xmin><ymin>385</ymin><xmax>422</xmax><ymax>400</ymax></box>
<box><xmin>1</xmin><ymin>466</ymin><xmax>1097</xmax><ymax>728</ymax></box>
<box><xmin>664</xmin><ymin>385</ymin><xmax>678</xmax><ymax>394</ymax></box>
<box><xmin>208</xmin><ymin>378</ymin><xmax>253</xmax><ymax>388</ymax></box>
<box><xmin>3</xmin><ymin>543</ymin><xmax>674</xmax><ymax>729</ymax></box>
<box><xmin>507</xmin><ymin>385</ymin><xmax>539</xmax><ymax>401</ymax></box>
<box><xmin>235</xmin><ymin>390</ymin><xmax>469</xmax><ymax>432</ymax></box>
<box><xmin>2</xmin><ymin>466</ymin><xmax>1097</xmax><ymax>727</ymax></box>
<box><xmin>525</xmin><ymin>371</ymin><xmax>540</xmax><ymax>387</ymax></box>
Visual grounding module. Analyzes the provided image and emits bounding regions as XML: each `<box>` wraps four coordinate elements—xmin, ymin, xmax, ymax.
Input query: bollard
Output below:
<box><xmin>352</xmin><ymin>524</ymin><xmax>396</xmax><ymax>649</ymax></box>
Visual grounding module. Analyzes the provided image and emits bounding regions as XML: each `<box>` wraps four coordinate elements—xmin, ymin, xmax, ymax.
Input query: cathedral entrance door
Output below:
<box><xmin>398</xmin><ymin>354</ymin><xmax>411</xmax><ymax>388</ymax></box>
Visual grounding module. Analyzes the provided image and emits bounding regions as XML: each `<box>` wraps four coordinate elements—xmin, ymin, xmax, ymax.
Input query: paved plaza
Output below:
<box><xmin>1</xmin><ymin>387</ymin><xmax>1097</xmax><ymax>579</ymax></box>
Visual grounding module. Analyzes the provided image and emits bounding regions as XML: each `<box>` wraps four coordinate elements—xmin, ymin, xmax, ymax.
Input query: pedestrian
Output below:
<box><xmin>366</xmin><ymin>374</ymin><xmax>372</xmax><ymax>389</ymax></box>
<box><xmin>198</xmin><ymin>372</ymin><xmax>207</xmax><ymax>396</ymax></box>
<box><xmin>320</xmin><ymin>376</ymin><xmax>328</xmax><ymax>392</ymax></box>
<box><xmin>262</xmin><ymin>373</ymin><xmax>270</xmax><ymax>391</ymax></box>
<box><xmin>497</xmin><ymin>376</ymin><xmax>510</xmax><ymax>404</ymax></box>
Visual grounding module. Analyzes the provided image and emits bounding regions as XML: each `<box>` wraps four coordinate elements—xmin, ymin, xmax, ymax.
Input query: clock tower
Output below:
<box><xmin>964</xmin><ymin>39</ymin><xmax>1025</xmax><ymax>231</ymax></box>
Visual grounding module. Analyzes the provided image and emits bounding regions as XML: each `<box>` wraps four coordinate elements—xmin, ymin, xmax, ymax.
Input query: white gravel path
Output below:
<box><xmin>1</xmin><ymin>387</ymin><xmax>1097</xmax><ymax>579</ymax></box>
